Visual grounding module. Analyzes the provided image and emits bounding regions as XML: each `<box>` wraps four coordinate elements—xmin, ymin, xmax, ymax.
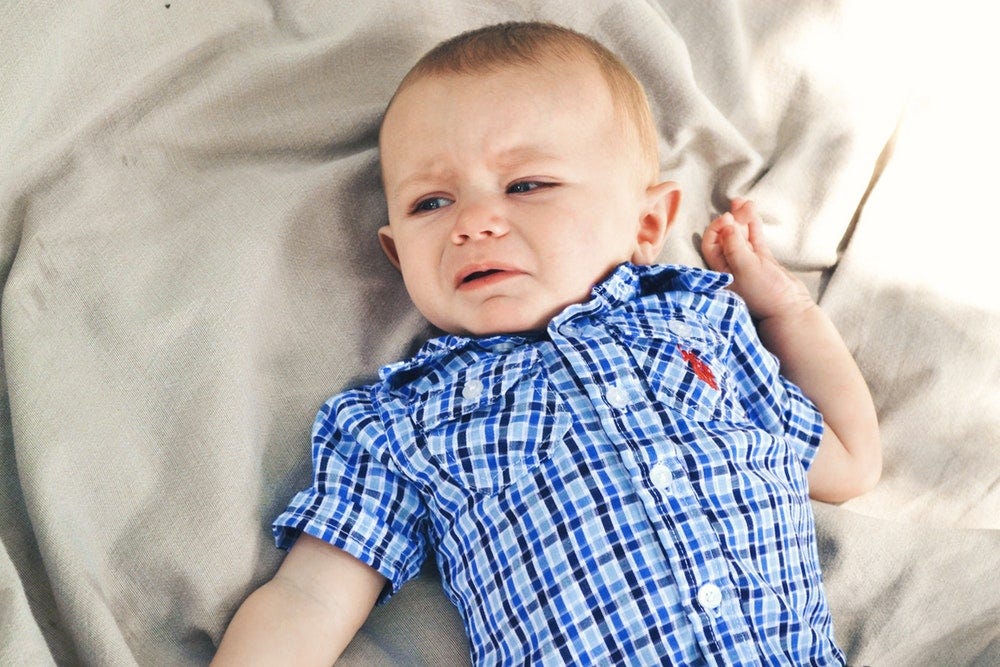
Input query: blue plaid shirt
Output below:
<box><xmin>274</xmin><ymin>263</ymin><xmax>844</xmax><ymax>665</ymax></box>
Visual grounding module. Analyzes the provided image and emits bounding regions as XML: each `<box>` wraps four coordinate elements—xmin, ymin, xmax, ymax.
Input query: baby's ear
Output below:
<box><xmin>378</xmin><ymin>225</ymin><xmax>402</xmax><ymax>270</ymax></box>
<box><xmin>631</xmin><ymin>181</ymin><xmax>680</xmax><ymax>265</ymax></box>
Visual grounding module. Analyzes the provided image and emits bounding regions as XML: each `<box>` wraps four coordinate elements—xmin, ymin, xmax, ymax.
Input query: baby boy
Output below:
<box><xmin>214</xmin><ymin>21</ymin><xmax>881</xmax><ymax>665</ymax></box>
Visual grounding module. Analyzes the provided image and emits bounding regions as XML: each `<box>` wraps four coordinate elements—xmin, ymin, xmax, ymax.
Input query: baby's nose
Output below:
<box><xmin>451</xmin><ymin>200</ymin><xmax>509</xmax><ymax>243</ymax></box>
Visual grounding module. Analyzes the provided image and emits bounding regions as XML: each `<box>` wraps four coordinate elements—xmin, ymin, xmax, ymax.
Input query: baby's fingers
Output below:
<box><xmin>728</xmin><ymin>198</ymin><xmax>776</xmax><ymax>261</ymax></box>
<box><xmin>730</xmin><ymin>198</ymin><xmax>757</xmax><ymax>225</ymax></box>
<box><xmin>745</xmin><ymin>215</ymin><xmax>777</xmax><ymax>261</ymax></box>
<box><xmin>701</xmin><ymin>215</ymin><xmax>733</xmax><ymax>272</ymax></box>
<box><xmin>717</xmin><ymin>215</ymin><xmax>759</xmax><ymax>273</ymax></box>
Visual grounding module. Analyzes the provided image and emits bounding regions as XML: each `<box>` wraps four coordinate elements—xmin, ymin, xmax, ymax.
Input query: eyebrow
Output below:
<box><xmin>388</xmin><ymin>144</ymin><xmax>564</xmax><ymax>197</ymax></box>
<box><xmin>390</xmin><ymin>167</ymin><xmax>456</xmax><ymax>199</ymax></box>
<box><xmin>492</xmin><ymin>145</ymin><xmax>562</xmax><ymax>169</ymax></box>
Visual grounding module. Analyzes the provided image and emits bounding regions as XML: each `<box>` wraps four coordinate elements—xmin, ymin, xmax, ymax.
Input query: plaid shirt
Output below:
<box><xmin>274</xmin><ymin>263</ymin><xmax>844</xmax><ymax>665</ymax></box>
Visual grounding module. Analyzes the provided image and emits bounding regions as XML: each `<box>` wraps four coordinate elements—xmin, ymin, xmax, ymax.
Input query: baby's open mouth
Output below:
<box><xmin>462</xmin><ymin>269</ymin><xmax>504</xmax><ymax>284</ymax></box>
<box><xmin>456</xmin><ymin>266</ymin><xmax>523</xmax><ymax>290</ymax></box>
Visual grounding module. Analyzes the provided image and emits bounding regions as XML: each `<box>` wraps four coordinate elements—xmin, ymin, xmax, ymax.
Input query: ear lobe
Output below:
<box><xmin>632</xmin><ymin>181</ymin><xmax>681</xmax><ymax>265</ymax></box>
<box><xmin>378</xmin><ymin>225</ymin><xmax>402</xmax><ymax>270</ymax></box>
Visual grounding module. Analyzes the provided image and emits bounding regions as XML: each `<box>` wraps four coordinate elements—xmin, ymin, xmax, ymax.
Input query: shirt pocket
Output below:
<box><xmin>607</xmin><ymin>315</ymin><xmax>738</xmax><ymax>423</ymax></box>
<box><xmin>408</xmin><ymin>350</ymin><xmax>570</xmax><ymax>495</ymax></box>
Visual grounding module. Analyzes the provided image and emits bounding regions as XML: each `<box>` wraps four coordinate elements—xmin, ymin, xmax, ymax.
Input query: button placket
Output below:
<box><xmin>553</xmin><ymin>314</ymin><xmax>758</xmax><ymax>654</ymax></box>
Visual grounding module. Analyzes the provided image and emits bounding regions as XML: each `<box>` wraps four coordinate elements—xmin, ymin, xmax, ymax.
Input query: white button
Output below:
<box><xmin>650</xmin><ymin>463</ymin><xmax>671</xmax><ymax>490</ymax></box>
<box><xmin>670</xmin><ymin>321</ymin><xmax>693</xmax><ymax>338</ymax></box>
<box><xmin>605</xmin><ymin>384</ymin><xmax>629</xmax><ymax>408</ymax></box>
<box><xmin>462</xmin><ymin>379</ymin><xmax>484</xmax><ymax>401</ymax></box>
<box><xmin>697</xmin><ymin>583</ymin><xmax>723</xmax><ymax>610</ymax></box>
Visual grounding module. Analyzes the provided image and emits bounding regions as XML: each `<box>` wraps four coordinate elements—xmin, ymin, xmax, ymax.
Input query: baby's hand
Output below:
<box><xmin>701</xmin><ymin>198</ymin><xmax>812</xmax><ymax>320</ymax></box>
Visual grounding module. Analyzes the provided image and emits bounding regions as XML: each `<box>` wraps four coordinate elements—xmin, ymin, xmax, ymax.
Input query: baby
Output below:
<box><xmin>214</xmin><ymin>21</ymin><xmax>881</xmax><ymax>665</ymax></box>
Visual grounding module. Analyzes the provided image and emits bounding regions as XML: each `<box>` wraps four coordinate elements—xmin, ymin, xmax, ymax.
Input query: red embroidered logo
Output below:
<box><xmin>678</xmin><ymin>346</ymin><xmax>718</xmax><ymax>390</ymax></box>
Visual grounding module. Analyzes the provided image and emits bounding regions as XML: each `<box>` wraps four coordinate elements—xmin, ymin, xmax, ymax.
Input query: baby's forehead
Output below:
<box><xmin>381</xmin><ymin>54</ymin><xmax>611</xmax><ymax>137</ymax></box>
<box><xmin>378</xmin><ymin>51</ymin><xmax>657</xmax><ymax>185</ymax></box>
<box><xmin>405</xmin><ymin>51</ymin><xmax>604</xmax><ymax>92</ymax></box>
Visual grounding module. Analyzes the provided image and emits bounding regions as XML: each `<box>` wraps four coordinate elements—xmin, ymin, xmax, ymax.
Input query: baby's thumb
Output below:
<box><xmin>700</xmin><ymin>223</ymin><xmax>726</xmax><ymax>271</ymax></box>
<box><xmin>720</xmin><ymin>219</ymin><xmax>757</xmax><ymax>273</ymax></box>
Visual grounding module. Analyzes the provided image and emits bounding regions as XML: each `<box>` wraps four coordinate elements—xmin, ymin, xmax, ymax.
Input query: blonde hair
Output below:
<box><xmin>382</xmin><ymin>22</ymin><xmax>661</xmax><ymax>183</ymax></box>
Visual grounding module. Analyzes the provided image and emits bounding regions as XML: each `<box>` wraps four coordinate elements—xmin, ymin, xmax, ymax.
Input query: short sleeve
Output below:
<box><xmin>723</xmin><ymin>295</ymin><xmax>825</xmax><ymax>469</ymax></box>
<box><xmin>273</xmin><ymin>387</ymin><xmax>429</xmax><ymax>601</ymax></box>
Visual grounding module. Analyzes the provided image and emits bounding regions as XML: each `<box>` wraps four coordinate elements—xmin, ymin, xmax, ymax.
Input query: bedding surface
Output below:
<box><xmin>2</xmin><ymin>1</ymin><xmax>998</xmax><ymax>665</ymax></box>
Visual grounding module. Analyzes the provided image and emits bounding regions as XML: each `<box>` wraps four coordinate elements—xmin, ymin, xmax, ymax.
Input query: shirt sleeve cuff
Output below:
<box><xmin>272</xmin><ymin>489</ymin><xmax>427</xmax><ymax>604</ymax></box>
<box><xmin>780</xmin><ymin>376</ymin><xmax>825</xmax><ymax>470</ymax></box>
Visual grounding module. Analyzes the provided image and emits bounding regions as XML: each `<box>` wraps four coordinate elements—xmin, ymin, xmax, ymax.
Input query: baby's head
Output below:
<box><xmin>378</xmin><ymin>22</ymin><xmax>681</xmax><ymax>336</ymax></box>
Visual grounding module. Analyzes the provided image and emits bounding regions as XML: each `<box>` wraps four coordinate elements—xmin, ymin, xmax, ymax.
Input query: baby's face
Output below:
<box><xmin>379</xmin><ymin>59</ymin><xmax>660</xmax><ymax>336</ymax></box>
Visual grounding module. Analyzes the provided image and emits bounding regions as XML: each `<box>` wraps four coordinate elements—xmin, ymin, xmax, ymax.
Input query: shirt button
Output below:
<box><xmin>558</xmin><ymin>320</ymin><xmax>583</xmax><ymax>336</ymax></box>
<box><xmin>670</xmin><ymin>321</ymin><xmax>693</xmax><ymax>338</ymax></box>
<box><xmin>697</xmin><ymin>583</ymin><xmax>723</xmax><ymax>611</ymax></box>
<box><xmin>462</xmin><ymin>379</ymin><xmax>484</xmax><ymax>401</ymax></box>
<box><xmin>649</xmin><ymin>463</ymin><xmax>671</xmax><ymax>490</ymax></box>
<box><xmin>605</xmin><ymin>384</ymin><xmax>629</xmax><ymax>408</ymax></box>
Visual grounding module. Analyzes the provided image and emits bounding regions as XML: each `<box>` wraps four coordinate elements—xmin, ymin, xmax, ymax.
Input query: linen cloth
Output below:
<box><xmin>2</xmin><ymin>2</ymin><xmax>997</xmax><ymax>665</ymax></box>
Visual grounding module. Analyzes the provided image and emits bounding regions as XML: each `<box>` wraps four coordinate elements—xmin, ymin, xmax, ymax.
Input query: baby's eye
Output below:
<box><xmin>412</xmin><ymin>196</ymin><xmax>453</xmax><ymax>213</ymax></box>
<box><xmin>507</xmin><ymin>181</ymin><xmax>549</xmax><ymax>194</ymax></box>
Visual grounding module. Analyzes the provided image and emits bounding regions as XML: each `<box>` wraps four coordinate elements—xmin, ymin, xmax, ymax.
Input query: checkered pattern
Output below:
<box><xmin>274</xmin><ymin>263</ymin><xmax>844</xmax><ymax>666</ymax></box>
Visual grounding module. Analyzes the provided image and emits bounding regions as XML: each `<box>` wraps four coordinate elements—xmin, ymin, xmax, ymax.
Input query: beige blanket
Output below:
<box><xmin>2</xmin><ymin>1</ymin><xmax>997</xmax><ymax>664</ymax></box>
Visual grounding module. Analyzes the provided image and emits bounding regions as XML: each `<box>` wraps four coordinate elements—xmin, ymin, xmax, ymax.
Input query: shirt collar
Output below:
<box><xmin>379</xmin><ymin>331</ymin><xmax>540</xmax><ymax>389</ymax></box>
<box><xmin>551</xmin><ymin>263</ymin><xmax>731</xmax><ymax>327</ymax></box>
<box><xmin>380</xmin><ymin>263</ymin><xmax>731</xmax><ymax>387</ymax></box>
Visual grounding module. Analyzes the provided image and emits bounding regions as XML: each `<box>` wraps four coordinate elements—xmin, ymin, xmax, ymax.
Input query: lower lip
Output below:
<box><xmin>457</xmin><ymin>271</ymin><xmax>523</xmax><ymax>291</ymax></box>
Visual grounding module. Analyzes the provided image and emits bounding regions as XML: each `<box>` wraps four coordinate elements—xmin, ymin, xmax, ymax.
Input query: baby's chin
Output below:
<box><xmin>437</xmin><ymin>307</ymin><xmax>562</xmax><ymax>339</ymax></box>
<box><xmin>427</xmin><ymin>284</ymin><xmax>605</xmax><ymax>337</ymax></box>
<box><xmin>441</xmin><ymin>320</ymin><xmax>548</xmax><ymax>339</ymax></box>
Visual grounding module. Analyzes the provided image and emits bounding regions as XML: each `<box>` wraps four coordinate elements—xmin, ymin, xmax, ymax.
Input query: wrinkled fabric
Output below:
<box><xmin>3</xmin><ymin>2</ymin><xmax>997</xmax><ymax>665</ymax></box>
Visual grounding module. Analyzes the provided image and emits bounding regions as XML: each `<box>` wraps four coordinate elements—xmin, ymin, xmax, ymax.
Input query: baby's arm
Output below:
<box><xmin>702</xmin><ymin>199</ymin><xmax>881</xmax><ymax>502</ymax></box>
<box><xmin>212</xmin><ymin>534</ymin><xmax>385</xmax><ymax>665</ymax></box>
